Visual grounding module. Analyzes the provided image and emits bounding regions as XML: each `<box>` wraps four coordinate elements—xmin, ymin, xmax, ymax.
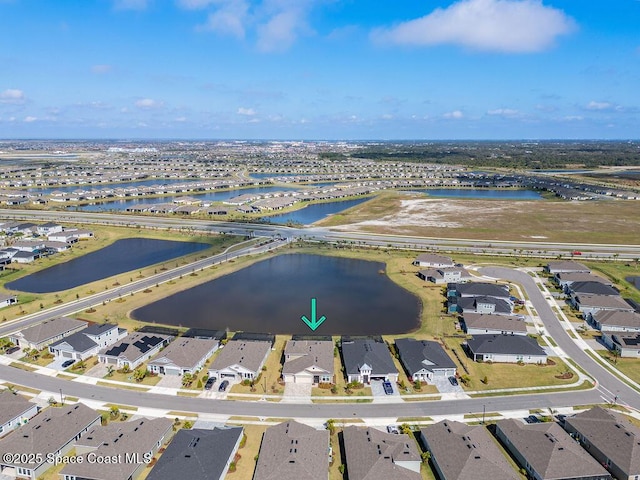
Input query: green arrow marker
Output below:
<box><xmin>301</xmin><ymin>298</ymin><xmax>326</xmax><ymax>331</ymax></box>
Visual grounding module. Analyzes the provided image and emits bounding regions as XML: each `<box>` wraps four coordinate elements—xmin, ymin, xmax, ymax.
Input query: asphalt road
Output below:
<box><xmin>480</xmin><ymin>267</ymin><xmax>640</xmax><ymax>410</ymax></box>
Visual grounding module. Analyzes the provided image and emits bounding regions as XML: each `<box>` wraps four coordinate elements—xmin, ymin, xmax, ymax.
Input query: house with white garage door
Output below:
<box><xmin>341</xmin><ymin>337</ymin><xmax>398</xmax><ymax>385</ymax></box>
<box><xmin>395</xmin><ymin>338</ymin><xmax>456</xmax><ymax>383</ymax></box>
<box><xmin>282</xmin><ymin>339</ymin><xmax>334</xmax><ymax>384</ymax></box>
<box><xmin>10</xmin><ymin>316</ymin><xmax>88</xmax><ymax>351</ymax></box>
<box><xmin>49</xmin><ymin>323</ymin><xmax>126</xmax><ymax>361</ymax></box>
<box><xmin>98</xmin><ymin>332</ymin><xmax>173</xmax><ymax>370</ymax></box>
<box><xmin>147</xmin><ymin>337</ymin><xmax>219</xmax><ymax>376</ymax></box>
<box><xmin>208</xmin><ymin>339</ymin><xmax>271</xmax><ymax>382</ymax></box>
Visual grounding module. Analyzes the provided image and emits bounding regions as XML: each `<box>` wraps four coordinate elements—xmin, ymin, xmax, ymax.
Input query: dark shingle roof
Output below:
<box><xmin>83</xmin><ymin>323</ymin><xmax>118</xmax><ymax>336</ymax></box>
<box><xmin>466</xmin><ymin>334</ymin><xmax>546</xmax><ymax>357</ymax></box>
<box><xmin>49</xmin><ymin>331</ymin><xmax>98</xmax><ymax>353</ymax></box>
<box><xmin>146</xmin><ymin>427</ymin><xmax>243</xmax><ymax>480</ymax></box>
<box><xmin>456</xmin><ymin>283</ymin><xmax>510</xmax><ymax>298</ymax></box>
<box><xmin>395</xmin><ymin>338</ymin><xmax>455</xmax><ymax>377</ymax></box>
<box><xmin>569</xmin><ymin>281</ymin><xmax>619</xmax><ymax>296</ymax></box>
<box><xmin>458</xmin><ymin>296</ymin><xmax>512</xmax><ymax>314</ymax></box>
<box><xmin>341</xmin><ymin>338</ymin><xmax>397</xmax><ymax>377</ymax></box>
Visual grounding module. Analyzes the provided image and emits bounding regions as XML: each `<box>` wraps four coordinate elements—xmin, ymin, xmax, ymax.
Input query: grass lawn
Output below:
<box><xmin>102</xmin><ymin>365</ymin><xmax>161</xmax><ymax>386</ymax></box>
<box><xmin>19</xmin><ymin>349</ymin><xmax>55</xmax><ymax>367</ymax></box>
<box><xmin>596</xmin><ymin>349</ymin><xmax>640</xmax><ymax>385</ymax></box>
<box><xmin>227</xmin><ymin>424</ymin><xmax>267</xmax><ymax>480</ymax></box>
<box><xmin>441</xmin><ymin>337</ymin><xmax>577</xmax><ymax>391</ymax></box>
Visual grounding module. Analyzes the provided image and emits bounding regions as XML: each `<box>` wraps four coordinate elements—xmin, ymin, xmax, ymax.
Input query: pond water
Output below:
<box><xmin>5</xmin><ymin>238</ymin><xmax>210</xmax><ymax>293</ymax></box>
<box><xmin>414</xmin><ymin>188</ymin><xmax>542</xmax><ymax>200</ymax></box>
<box><xmin>263</xmin><ymin>198</ymin><xmax>370</xmax><ymax>225</ymax></box>
<box><xmin>131</xmin><ymin>254</ymin><xmax>421</xmax><ymax>335</ymax></box>
<box><xmin>28</xmin><ymin>178</ymin><xmax>192</xmax><ymax>195</ymax></box>
<box><xmin>626</xmin><ymin>276</ymin><xmax>640</xmax><ymax>291</ymax></box>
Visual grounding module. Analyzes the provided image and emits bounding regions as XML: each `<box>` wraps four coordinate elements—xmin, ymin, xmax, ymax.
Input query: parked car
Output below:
<box><xmin>382</xmin><ymin>380</ymin><xmax>394</xmax><ymax>395</ymax></box>
<box><xmin>448</xmin><ymin>376</ymin><xmax>458</xmax><ymax>386</ymax></box>
<box><xmin>5</xmin><ymin>346</ymin><xmax>20</xmax><ymax>354</ymax></box>
<box><xmin>218</xmin><ymin>380</ymin><xmax>229</xmax><ymax>392</ymax></box>
<box><xmin>524</xmin><ymin>415</ymin><xmax>540</xmax><ymax>424</ymax></box>
<box><xmin>386</xmin><ymin>425</ymin><xmax>400</xmax><ymax>434</ymax></box>
<box><xmin>204</xmin><ymin>377</ymin><xmax>215</xmax><ymax>390</ymax></box>
<box><xmin>62</xmin><ymin>359</ymin><xmax>75</xmax><ymax>368</ymax></box>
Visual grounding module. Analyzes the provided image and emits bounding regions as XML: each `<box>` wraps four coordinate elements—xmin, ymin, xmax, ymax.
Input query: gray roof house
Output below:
<box><xmin>0</xmin><ymin>403</ymin><xmax>101</xmax><ymax>480</ymax></box>
<box><xmin>421</xmin><ymin>420</ymin><xmax>519</xmax><ymax>480</ymax></box>
<box><xmin>564</xmin><ymin>407</ymin><xmax>640</xmax><ymax>480</ymax></box>
<box><xmin>0</xmin><ymin>293</ymin><xmax>17</xmax><ymax>309</ymax></box>
<box><xmin>592</xmin><ymin>310</ymin><xmax>640</xmax><ymax>333</ymax></box>
<box><xmin>395</xmin><ymin>338</ymin><xmax>456</xmax><ymax>383</ymax></box>
<box><xmin>417</xmin><ymin>267</ymin><xmax>472</xmax><ymax>284</ymax></box>
<box><xmin>456</xmin><ymin>296</ymin><xmax>513</xmax><ymax>315</ymax></box>
<box><xmin>0</xmin><ymin>390</ymin><xmax>39</xmax><ymax>438</ymax></box>
<box><xmin>147</xmin><ymin>337</ymin><xmax>219</xmax><ymax>376</ymax></box>
<box><xmin>461</xmin><ymin>313</ymin><xmax>528</xmax><ymax>336</ymax></box>
<box><xmin>48</xmin><ymin>323</ymin><xmax>126</xmax><ymax>361</ymax></box>
<box><xmin>282</xmin><ymin>340</ymin><xmax>334</xmax><ymax>385</ymax></box>
<box><xmin>575</xmin><ymin>294</ymin><xmax>634</xmax><ymax>318</ymax></box>
<box><xmin>60</xmin><ymin>417</ymin><xmax>173</xmax><ymax>480</ymax></box>
<box><xmin>412</xmin><ymin>253</ymin><xmax>454</xmax><ymax>268</ymax></box>
<box><xmin>604</xmin><ymin>333</ymin><xmax>640</xmax><ymax>358</ymax></box>
<box><xmin>545</xmin><ymin>260</ymin><xmax>590</xmax><ymax>274</ymax></box>
<box><xmin>9</xmin><ymin>316</ymin><xmax>88</xmax><ymax>350</ymax></box>
<box><xmin>495</xmin><ymin>419</ymin><xmax>611</xmax><ymax>480</ymax></box>
<box><xmin>146</xmin><ymin>427</ymin><xmax>243</xmax><ymax>480</ymax></box>
<box><xmin>253</xmin><ymin>420</ymin><xmax>329</xmax><ymax>480</ymax></box>
<box><xmin>554</xmin><ymin>272</ymin><xmax>612</xmax><ymax>290</ymax></box>
<box><xmin>98</xmin><ymin>332</ymin><xmax>173</xmax><ymax>369</ymax></box>
<box><xmin>454</xmin><ymin>282</ymin><xmax>511</xmax><ymax>299</ymax></box>
<box><xmin>568</xmin><ymin>281</ymin><xmax>619</xmax><ymax>297</ymax></box>
<box><xmin>342</xmin><ymin>426</ymin><xmax>421</xmax><ymax>480</ymax></box>
<box><xmin>208</xmin><ymin>339</ymin><xmax>271</xmax><ymax>382</ymax></box>
<box><xmin>466</xmin><ymin>334</ymin><xmax>547</xmax><ymax>364</ymax></box>
<box><xmin>341</xmin><ymin>337</ymin><xmax>398</xmax><ymax>384</ymax></box>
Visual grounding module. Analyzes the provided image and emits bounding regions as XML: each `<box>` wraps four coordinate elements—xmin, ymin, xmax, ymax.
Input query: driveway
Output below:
<box><xmin>431</xmin><ymin>376</ymin><xmax>467</xmax><ymax>398</ymax></box>
<box><xmin>85</xmin><ymin>362</ymin><xmax>109</xmax><ymax>378</ymax></box>
<box><xmin>370</xmin><ymin>380</ymin><xmax>400</xmax><ymax>403</ymax></box>
<box><xmin>155</xmin><ymin>374</ymin><xmax>183</xmax><ymax>389</ymax></box>
<box><xmin>47</xmin><ymin>356</ymin><xmax>76</xmax><ymax>372</ymax></box>
<box><xmin>283</xmin><ymin>382</ymin><xmax>312</xmax><ymax>403</ymax></box>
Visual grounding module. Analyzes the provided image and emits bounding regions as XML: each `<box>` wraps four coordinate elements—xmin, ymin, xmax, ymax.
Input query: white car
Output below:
<box><xmin>386</xmin><ymin>425</ymin><xmax>400</xmax><ymax>434</ymax></box>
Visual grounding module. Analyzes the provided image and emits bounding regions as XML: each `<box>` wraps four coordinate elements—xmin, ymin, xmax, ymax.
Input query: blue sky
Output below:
<box><xmin>1</xmin><ymin>0</ymin><xmax>639</xmax><ymax>140</ymax></box>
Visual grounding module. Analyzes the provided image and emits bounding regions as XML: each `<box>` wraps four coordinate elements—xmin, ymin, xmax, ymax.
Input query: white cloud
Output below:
<box><xmin>372</xmin><ymin>0</ymin><xmax>576</xmax><ymax>53</ymax></box>
<box><xmin>237</xmin><ymin>107</ymin><xmax>256</xmax><ymax>116</ymax></box>
<box><xmin>257</xmin><ymin>9</ymin><xmax>302</xmax><ymax>52</ymax></box>
<box><xmin>563</xmin><ymin>115</ymin><xmax>583</xmax><ymax>121</ymax></box>
<box><xmin>177</xmin><ymin>0</ymin><xmax>217</xmax><ymax>9</ymax></box>
<box><xmin>487</xmin><ymin>108</ymin><xmax>519</xmax><ymax>117</ymax></box>
<box><xmin>586</xmin><ymin>100</ymin><xmax>612</xmax><ymax>111</ymax></box>
<box><xmin>91</xmin><ymin>64</ymin><xmax>113</xmax><ymax>74</ymax></box>
<box><xmin>198</xmin><ymin>0</ymin><xmax>249</xmax><ymax>39</ymax></box>
<box><xmin>23</xmin><ymin>116</ymin><xmax>37</xmax><ymax>123</ymax></box>
<box><xmin>443</xmin><ymin>110</ymin><xmax>464</xmax><ymax>119</ymax></box>
<box><xmin>113</xmin><ymin>0</ymin><xmax>149</xmax><ymax>10</ymax></box>
<box><xmin>135</xmin><ymin>98</ymin><xmax>164</xmax><ymax>109</ymax></box>
<box><xmin>0</xmin><ymin>89</ymin><xmax>25</xmax><ymax>104</ymax></box>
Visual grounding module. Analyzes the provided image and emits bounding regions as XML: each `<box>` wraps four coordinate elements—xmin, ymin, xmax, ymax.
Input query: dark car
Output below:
<box><xmin>218</xmin><ymin>380</ymin><xmax>229</xmax><ymax>392</ymax></box>
<box><xmin>382</xmin><ymin>380</ymin><xmax>393</xmax><ymax>395</ymax></box>
<box><xmin>204</xmin><ymin>378</ymin><xmax>215</xmax><ymax>390</ymax></box>
<box><xmin>524</xmin><ymin>415</ymin><xmax>540</xmax><ymax>424</ymax></box>
<box><xmin>5</xmin><ymin>346</ymin><xmax>20</xmax><ymax>354</ymax></box>
<box><xmin>448</xmin><ymin>376</ymin><xmax>458</xmax><ymax>386</ymax></box>
<box><xmin>62</xmin><ymin>359</ymin><xmax>75</xmax><ymax>368</ymax></box>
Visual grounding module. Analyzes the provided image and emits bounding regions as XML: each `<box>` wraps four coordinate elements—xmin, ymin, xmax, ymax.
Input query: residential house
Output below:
<box><xmin>11</xmin><ymin>240</ymin><xmax>46</xmax><ymax>252</ymax></box>
<box><xmin>544</xmin><ymin>261</ymin><xmax>590</xmax><ymax>275</ymax></box>
<box><xmin>417</xmin><ymin>267</ymin><xmax>472</xmax><ymax>284</ymax></box>
<box><xmin>146</xmin><ymin>427</ymin><xmax>243</xmax><ymax>480</ymax></box>
<box><xmin>253</xmin><ymin>420</ymin><xmax>329</xmax><ymax>480</ymax></box>
<box><xmin>554</xmin><ymin>272</ymin><xmax>613</xmax><ymax>291</ymax></box>
<box><xmin>98</xmin><ymin>332</ymin><xmax>173</xmax><ymax>370</ymax></box>
<box><xmin>592</xmin><ymin>310</ymin><xmax>640</xmax><ymax>333</ymax></box>
<box><xmin>453</xmin><ymin>282</ymin><xmax>511</xmax><ymax>299</ymax></box>
<box><xmin>147</xmin><ymin>337</ymin><xmax>219</xmax><ymax>376</ymax></box>
<box><xmin>60</xmin><ymin>417</ymin><xmax>173</xmax><ymax>480</ymax></box>
<box><xmin>412</xmin><ymin>253</ymin><xmax>455</xmax><ymax>268</ymax></box>
<box><xmin>395</xmin><ymin>338</ymin><xmax>456</xmax><ymax>383</ymax></box>
<box><xmin>0</xmin><ymin>390</ymin><xmax>39</xmax><ymax>438</ymax></box>
<box><xmin>466</xmin><ymin>334</ymin><xmax>547</xmax><ymax>364</ymax></box>
<box><xmin>495</xmin><ymin>419</ymin><xmax>611</xmax><ymax>480</ymax></box>
<box><xmin>0</xmin><ymin>403</ymin><xmax>101</xmax><ymax>480</ymax></box>
<box><xmin>48</xmin><ymin>323</ymin><xmax>126</xmax><ymax>361</ymax></box>
<box><xmin>461</xmin><ymin>313</ymin><xmax>528</xmax><ymax>336</ymax></box>
<box><xmin>604</xmin><ymin>334</ymin><xmax>640</xmax><ymax>358</ymax></box>
<box><xmin>282</xmin><ymin>340</ymin><xmax>334</xmax><ymax>384</ymax></box>
<box><xmin>35</xmin><ymin>222</ymin><xmax>63</xmax><ymax>236</ymax></box>
<box><xmin>564</xmin><ymin>407</ymin><xmax>640</xmax><ymax>480</ymax></box>
<box><xmin>10</xmin><ymin>317</ymin><xmax>88</xmax><ymax>351</ymax></box>
<box><xmin>568</xmin><ymin>281</ymin><xmax>620</xmax><ymax>299</ymax></box>
<box><xmin>208</xmin><ymin>339</ymin><xmax>271</xmax><ymax>382</ymax></box>
<box><xmin>421</xmin><ymin>420</ymin><xmax>519</xmax><ymax>480</ymax></box>
<box><xmin>341</xmin><ymin>337</ymin><xmax>398</xmax><ymax>384</ymax></box>
<box><xmin>455</xmin><ymin>296</ymin><xmax>513</xmax><ymax>316</ymax></box>
<box><xmin>0</xmin><ymin>293</ymin><xmax>17</xmax><ymax>309</ymax></box>
<box><xmin>574</xmin><ymin>294</ymin><xmax>634</xmax><ymax>318</ymax></box>
<box><xmin>11</xmin><ymin>251</ymin><xmax>40</xmax><ymax>263</ymax></box>
<box><xmin>47</xmin><ymin>231</ymin><xmax>79</xmax><ymax>244</ymax></box>
<box><xmin>342</xmin><ymin>426</ymin><xmax>421</xmax><ymax>480</ymax></box>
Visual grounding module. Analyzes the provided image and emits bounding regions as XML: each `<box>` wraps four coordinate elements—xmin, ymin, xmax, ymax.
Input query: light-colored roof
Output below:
<box><xmin>253</xmin><ymin>420</ymin><xmax>329</xmax><ymax>480</ymax></box>
<box><xmin>282</xmin><ymin>340</ymin><xmax>334</xmax><ymax>376</ymax></box>
<box><xmin>546</xmin><ymin>261</ymin><xmax>590</xmax><ymax>273</ymax></box>
<box><xmin>0</xmin><ymin>390</ymin><xmax>35</xmax><ymax>427</ymax></box>
<box><xmin>61</xmin><ymin>417</ymin><xmax>173</xmax><ymax>480</ymax></box>
<box><xmin>414</xmin><ymin>253</ymin><xmax>454</xmax><ymax>265</ymax></box>
<box><xmin>462</xmin><ymin>313</ymin><xmax>527</xmax><ymax>333</ymax></box>
<box><xmin>148</xmin><ymin>337</ymin><xmax>218</xmax><ymax>370</ymax></box>
<box><xmin>100</xmin><ymin>332</ymin><xmax>173</xmax><ymax>363</ymax></box>
<box><xmin>342</xmin><ymin>426</ymin><xmax>421</xmax><ymax>480</ymax></box>
<box><xmin>0</xmin><ymin>403</ymin><xmax>100</xmax><ymax>468</ymax></box>
<box><xmin>496</xmin><ymin>419</ymin><xmax>609</xmax><ymax>480</ymax></box>
<box><xmin>593</xmin><ymin>310</ymin><xmax>640</xmax><ymax>329</ymax></box>
<box><xmin>209</xmin><ymin>339</ymin><xmax>271</xmax><ymax>373</ymax></box>
<box><xmin>17</xmin><ymin>316</ymin><xmax>87</xmax><ymax>344</ymax></box>
<box><xmin>575</xmin><ymin>294</ymin><xmax>633</xmax><ymax>310</ymax></box>
<box><xmin>421</xmin><ymin>420</ymin><xmax>519</xmax><ymax>480</ymax></box>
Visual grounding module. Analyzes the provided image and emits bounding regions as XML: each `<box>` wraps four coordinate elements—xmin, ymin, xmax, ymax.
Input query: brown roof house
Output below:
<box><xmin>0</xmin><ymin>390</ymin><xmax>39</xmax><ymax>438</ymax></box>
<box><xmin>253</xmin><ymin>420</ymin><xmax>329</xmax><ymax>480</ymax></box>
<box><xmin>9</xmin><ymin>316</ymin><xmax>88</xmax><ymax>351</ymax></box>
<box><xmin>147</xmin><ymin>337</ymin><xmax>219</xmax><ymax>376</ymax></box>
<box><xmin>282</xmin><ymin>340</ymin><xmax>334</xmax><ymax>385</ymax></box>
<box><xmin>421</xmin><ymin>420</ymin><xmax>519</xmax><ymax>480</ymax></box>
<box><xmin>342</xmin><ymin>426</ymin><xmax>421</xmax><ymax>480</ymax></box>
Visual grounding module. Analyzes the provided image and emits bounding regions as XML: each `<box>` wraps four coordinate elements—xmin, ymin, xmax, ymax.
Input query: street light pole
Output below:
<box><xmin>482</xmin><ymin>404</ymin><xmax>485</xmax><ymax>424</ymax></box>
<box><xmin>59</xmin><ymin>388</ymin><xmax>64</xmax><ymax>405</ymax></box>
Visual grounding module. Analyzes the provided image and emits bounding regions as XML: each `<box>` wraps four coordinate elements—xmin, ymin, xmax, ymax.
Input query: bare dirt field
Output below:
<box><xmin>318</xmin><ymin>193</ymin><xmax>640</xmax><ymax>244</ymax></box>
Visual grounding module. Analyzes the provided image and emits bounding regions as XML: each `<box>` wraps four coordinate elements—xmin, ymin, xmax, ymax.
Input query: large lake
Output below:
<box><xmin>6</xmin><ymin>238</ymin><xmax>210</xmax><ymax>293</ymax></box>
<box><xmin>131</xmin><ymin>254</ymin><xmax>421</xmax><ymax>335</ymax></box>
<box><xmin>415</xmin><ymin>188</ymin><xmax>542</xmax><ymax>200</ymax></box>
<box><xmin>263</xmin><ymin>198</ymin><xmax>370</xmax><ymax>225</ymax></box>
